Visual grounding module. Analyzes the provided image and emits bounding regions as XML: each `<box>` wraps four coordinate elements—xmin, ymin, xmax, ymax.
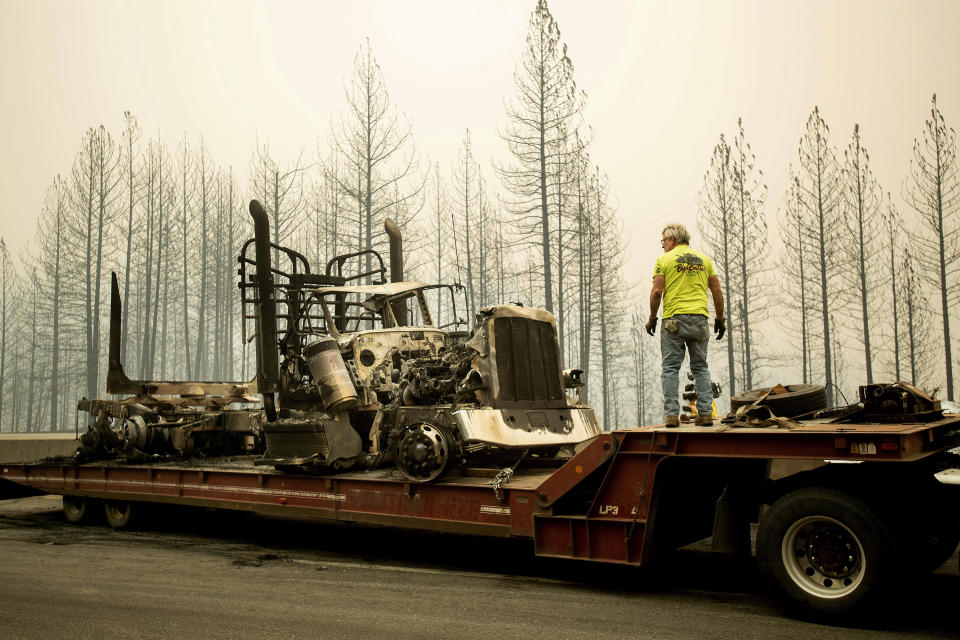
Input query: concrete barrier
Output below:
<box><xmin>0</xmin><ymin>433</ymin><xmax>78</xmax><ymax>464</ymax></box>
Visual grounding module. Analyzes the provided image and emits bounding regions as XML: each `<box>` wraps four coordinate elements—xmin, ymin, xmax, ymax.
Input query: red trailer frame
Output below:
<box><xmin>3</xmin><ymin>417</ymin><xmax>957</xmax><ymax>566</ymax></box>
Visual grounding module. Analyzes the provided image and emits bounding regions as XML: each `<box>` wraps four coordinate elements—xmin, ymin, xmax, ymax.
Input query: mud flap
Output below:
<box><xmin>712</xmin><ymin>483</ymin><xmax>752</xmax><ymax>556</ymax></box>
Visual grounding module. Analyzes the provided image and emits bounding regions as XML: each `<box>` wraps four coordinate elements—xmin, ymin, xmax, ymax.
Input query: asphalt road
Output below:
<box><xmin>0</xmin><ymin>495</ymin><xmax>957</xmax><ymax>640</ymax></box>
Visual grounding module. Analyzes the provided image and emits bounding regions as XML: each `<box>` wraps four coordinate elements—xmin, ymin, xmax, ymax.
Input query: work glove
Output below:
<box><xmin>714</xmin><ymin>317</ymin><xmax>726</xmax><ymax>340</ymax></box>
<box><xmin>645</xmin><ymin>316</ymin><xmax>657</xmax><ymax>336</ymax></box>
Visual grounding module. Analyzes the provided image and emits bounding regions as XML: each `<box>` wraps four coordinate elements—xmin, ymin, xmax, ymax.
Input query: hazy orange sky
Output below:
<box><xmin>1</xmin><ymin>0</ymin><xmax>958</xmax><ymax>285</ymax></box>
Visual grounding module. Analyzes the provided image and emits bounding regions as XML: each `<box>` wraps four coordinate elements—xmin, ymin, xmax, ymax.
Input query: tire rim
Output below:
<box><xmin>781</xmin><ymin>515</ymin><xmax>865</xmax><ymax>599</ymax></box>
<box><xmin>395</xmin><ymin>423</ymin><xmax>449</xmax><ymax>482</ymax></box>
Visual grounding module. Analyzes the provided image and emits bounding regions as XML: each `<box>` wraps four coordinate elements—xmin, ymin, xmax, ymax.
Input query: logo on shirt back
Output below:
<box><xmin>675</xmin><ymin>253</ymin><xmax>704</xmax><ymax>274</ymax></box>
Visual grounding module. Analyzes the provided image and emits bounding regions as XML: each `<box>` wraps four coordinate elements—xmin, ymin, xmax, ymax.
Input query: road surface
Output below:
<box><xmin>0</xmin><ymin>495</ymin><xmax>956</xmax><ymax>640</ymax></box>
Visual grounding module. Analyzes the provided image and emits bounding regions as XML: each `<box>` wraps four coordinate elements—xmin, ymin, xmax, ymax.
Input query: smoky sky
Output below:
<box><xmin>1</xmin><ymin>0</ymin><xmax>957</xmax><ymax>288</ymax></box>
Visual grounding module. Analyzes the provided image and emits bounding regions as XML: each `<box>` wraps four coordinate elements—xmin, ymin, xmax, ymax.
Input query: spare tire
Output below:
<box><xmin>729</xmin><ymin>384</ymin><xmax>827</xmax><ymax>418</ymax></box>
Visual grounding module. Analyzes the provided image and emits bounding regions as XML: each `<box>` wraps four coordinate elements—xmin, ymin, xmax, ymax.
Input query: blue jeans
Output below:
<box><xmin>660</xmin><ymin>314</ymin><xmax>712</xmax><ymax>417</ymax></box>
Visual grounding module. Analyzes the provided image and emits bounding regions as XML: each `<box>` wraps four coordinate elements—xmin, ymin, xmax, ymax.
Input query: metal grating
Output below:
<box><xmin>493</xmin><ymin>317</ymin><xmax>563</xmax><ymax>403</ymax></box>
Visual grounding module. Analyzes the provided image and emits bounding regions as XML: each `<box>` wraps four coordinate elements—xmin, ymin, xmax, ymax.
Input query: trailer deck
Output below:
<box><xmin>4</xmin><ymin>416</ymin><xmax>957</xmax><ymax>548</ymax></box>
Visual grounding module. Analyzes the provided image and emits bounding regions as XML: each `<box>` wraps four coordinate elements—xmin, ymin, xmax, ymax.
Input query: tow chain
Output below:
<box><xmin>492</xmin><ymin>449</ymin><xmax>529</xmax><ymax>504</ymax></box>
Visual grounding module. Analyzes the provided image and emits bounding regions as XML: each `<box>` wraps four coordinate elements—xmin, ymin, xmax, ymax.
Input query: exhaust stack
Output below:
<box><xmin>249</xmin><ymin>199</ymin><xmax>280</xmax><ymax>421</ymax></box>
<box><xmin>384</xmin><ymin>217</ymin><xmax>407</xmax><ymax>325</ymax></box>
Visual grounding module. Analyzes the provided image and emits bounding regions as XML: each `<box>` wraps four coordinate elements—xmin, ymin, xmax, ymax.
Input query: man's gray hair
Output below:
<box><xmin>662</xmin><ymin>223</ymin><xmax>690</xmax><ymax>244</ymax></box>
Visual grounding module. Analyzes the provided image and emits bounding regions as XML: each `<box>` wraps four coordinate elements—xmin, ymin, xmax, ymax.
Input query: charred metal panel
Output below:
<box><xmin>452</xmin><ymin>407</ymin><xmax>601</xmax><ymax>447</ymax></box>
<box><xmin>493</xmin><ymin>317</ymin><xmax>563</xmax><ymax>404</ymax></box>
<box><xmin>261</xmin><ymin>414</ymin><xmax>361</xmax><ymax>465</ymax></box>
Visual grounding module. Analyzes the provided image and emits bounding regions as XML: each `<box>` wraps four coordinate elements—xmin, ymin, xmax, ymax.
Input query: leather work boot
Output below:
<box><xmin>694</xmin><ymin>414</ymin><xmax>714</xmax><ymax>426</ymax></box>
<box><xmin>664</xmin><ymin>415</ymin><xmax>680</xmax><ymax>428</ymax></box>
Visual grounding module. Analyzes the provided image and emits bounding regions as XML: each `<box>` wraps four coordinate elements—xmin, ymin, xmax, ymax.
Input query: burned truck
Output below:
<box><xmin>242</xmin><ymin>200</ymin><xmax>600</xmax><ymax>480</ymax></box>
<box><xmin>78</xmin><ymin>199</ymin><xmax>601</xmax><ymax>481</ymax></box>
<box><xmin>76</xmin><ymin>273</ymin><xmax>264</xmax><ymax>463</ymax></box>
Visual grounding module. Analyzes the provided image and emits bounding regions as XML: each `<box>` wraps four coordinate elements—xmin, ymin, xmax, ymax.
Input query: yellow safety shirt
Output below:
<box><xmin>653</xmin><ymin>245</ymin><xmax>716</xmax><ymax>318</ymax></box>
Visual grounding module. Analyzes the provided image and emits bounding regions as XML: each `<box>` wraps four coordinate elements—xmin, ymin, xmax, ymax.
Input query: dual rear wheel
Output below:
<box><xmin>62</xmin><ymin>496</ymin><xmax>136</xmax><ymax>529</ymax></box>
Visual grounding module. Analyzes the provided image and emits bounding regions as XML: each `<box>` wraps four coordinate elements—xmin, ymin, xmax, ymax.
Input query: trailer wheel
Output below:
<box><xmin>103</xmin><ymin>500</ymin><xmax>136</xmax><ymax>530</ymax></box>
<box><xmin>63</xmin><ymin>496</ymin><xmax>93</xmax><ymax>524</ymax></box>
<box><xmin>757</xmin><ymin>487</ymin><xmax>896</xmax><ymax>618</ymax></box>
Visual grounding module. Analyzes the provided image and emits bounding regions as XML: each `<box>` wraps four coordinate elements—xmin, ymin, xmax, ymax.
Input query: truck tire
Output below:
<box><xmin>63</xmin><ymin>495</ymin><xmax>93</xmax><ymax>524</ymax></box>
<box><xmin>103</xmin><ymin>500</ymin><xmax>136</xmax><ymax>530</ymax></box>
<box><xmin>757</xmin><ymin>487</ymin><xmax>896</xmax><ymax>618</ymax></box>
<box><xmin>730</xmin><ymin>384</ymin><xmax>827</xmax><ymax>418</ymax></box>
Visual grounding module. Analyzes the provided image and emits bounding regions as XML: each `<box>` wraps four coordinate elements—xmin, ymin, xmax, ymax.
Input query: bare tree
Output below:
<box><xmin>0</xmin><ymin>238</ymin><xmax>9</xmax><ymax>430</ymax></box>
<box><xmin>177</xmin><ymin>134</ymin><xmax>197</xmax><ymax>377</ymax></box>
<box><xmin>698</xmin><ymin>134</ymin><xmax>736</xmax><ymax>392</ymax></box>
<box><xmin>589</xmin><ymin>169</ymin><xmax>626</xmax><ymax>428</ymax></box>
<box><xmin>829</xmin><ymin>312</ymin><xmax>849</xmax><ymax>403</ymax></box>
<box><xmin>630</xmin><ymin>312</ymin><xmax>659</xmax><ymax>426</ymax></box>
<box><xmin>903</xmin><ymin>94</ymin><xmax>960</xmax><ymax>400</ymax></box>
<box><xmin>139</xmin><ymin>137</ymin><xmax>171</xmax><ymax>378</ymax></box>
<box><xmin>193</xmin><ymin>139</ymin><xmax>217</xmax><ymax>379</ymax></box>
<box><xmin>477</xmin><ymin>171</ymin><xmax>493</xmax><ymax>311</ymax></box>
<box><xmin>899</xmin><ymin>253</ymin><xmax>936</xmax><ymax>387</ymax></box>
<box><xmin>24</xmin><ymin>264</ymin><xmax>39</xmax><ymax>430</ymax></box>
<box><xmin>39</xmin><ymin>178</ymin><xmax>69</xmax><ymax>431</ymax></box>
<box><xmin>882</xmin><ymin>196</ymin><xmax>905</xmax><ymax>381</ymax></box>
<box><xmin>120</xmin><ymin>111</ymin><xmax>142</xmax><ymax>364</ymax></box>
<box><xmin>497</xmin><ymin>0</ymin><xmax>583</xmax><ymax>313</ymax></box>
<box><xmin>729</xmin><ymin>118</ymin><xmax>769</xmax><ymax>390</ymax></box>
<box><xmin>327</xmin><ymin>38</ymin><xmax>424</xmax><ymax>279</ymax></box>
<box><xmin>159</xmin><ymin>206</ymin><xmax>174</xmax><ymax>380</ymax></box>
<box><xmin>795</xmin><ymin>107</ymin><xmax>843</xmax><ymax>404</ymax></box>
<box><xmin>841</xmin><ymin>124</ymin><xmax>883</xmax><ymax>383</ymax></box>
<box><xmin>778</xmin><ymin>173</ymin><xmax>813</xmax><ymax>384</ymax></box>
<box><xmin>551</xmin><ymin>121</ymin><xmax>572</xmax><ymax>359</ymax></box>
<box><xmin>249</xmin><ymin>139</ymin><xmax>307</xmax><ymax>268</ymax></box>
<box><xmin>452</xmin><ymin>130</ymin><xmax>481</xmax><ymax>317</ymax></box>
<box><xmin>426</xmin><ymin>162</ymin><xmax>457</xmax><ymax>324</ymax></box>
<box><xmin>310</xmin><ymin>148</ymin><xmax>346</xmax><ymax>270</ymax></box>
<box><xmin>72</xmin><ymin>125</ymin><xmax>121</xmax><ymax>402</ymax></box>
<box><xmin>698</xmin><ymin>120</ymin><xmax>768</xmax><ymax>393</ymax></box>
<box><xmin>571</xmin><ymin>133</ymin><xmax>595</xmax><ymax>378</ymax></box>
<box><xmin>3</xmin><ymin>265</ymin><xmax>26</xmax><ymax>431</ymax></box>
<box><xmin>221</xmin><ymin>169</ymin><xmax>239</xmax><ymax>381</ymax></box>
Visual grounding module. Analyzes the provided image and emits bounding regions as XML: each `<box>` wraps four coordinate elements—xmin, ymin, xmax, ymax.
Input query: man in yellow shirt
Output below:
<box><xmin>645</xmin><ymin>223</ymin><xmax>725</xmax><ymax>427</ymax></box>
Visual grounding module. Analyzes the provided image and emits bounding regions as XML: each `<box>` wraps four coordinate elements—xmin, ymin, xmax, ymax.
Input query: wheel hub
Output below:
<box><xmin>395</xmin><ymin>423</ymin><xmax>451</xmax><ymax>482</ymax></box>
<box><xmin>805</xmin><ymin>527</ymin><xmax>858</xmax><ymax>579</ymax></box>
<box><xmin>782</xmin><ymin>515</ymin><xmax>865</xmax><ymax>598</ymax></box>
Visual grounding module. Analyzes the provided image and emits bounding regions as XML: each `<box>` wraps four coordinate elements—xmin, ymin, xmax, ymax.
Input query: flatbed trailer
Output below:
<box><xmin>3</xmin><ymin>418</ymin><xmax>960</xmax><ymax>619</ymax></box>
